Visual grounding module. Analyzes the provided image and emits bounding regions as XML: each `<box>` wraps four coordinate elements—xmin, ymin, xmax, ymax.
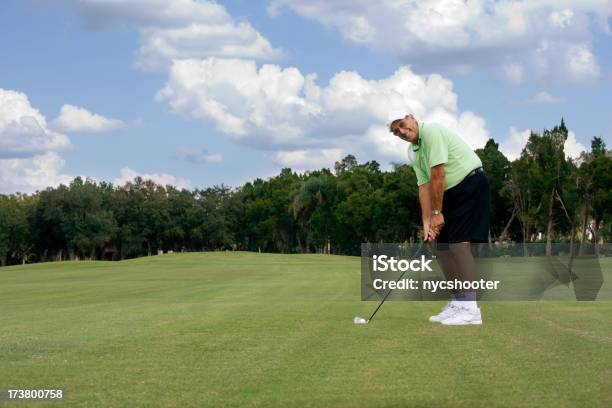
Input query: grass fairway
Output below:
<box><xmin>1</xmin><ymin>252</ymin><xmax>611</xmax><ymax>407</ymax></box>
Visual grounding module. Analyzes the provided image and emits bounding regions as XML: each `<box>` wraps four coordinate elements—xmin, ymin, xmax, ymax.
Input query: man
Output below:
<box><xmin>388</xmin><ymin>112</ymin><xmax>490</xmax><ymax>325</ymax></box>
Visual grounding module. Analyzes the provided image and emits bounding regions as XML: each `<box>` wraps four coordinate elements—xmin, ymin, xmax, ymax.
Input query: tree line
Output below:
<box><xmin>1</xmin><ymin>119</ymin><xmax>610</xmax><ymax>266</ymax></box>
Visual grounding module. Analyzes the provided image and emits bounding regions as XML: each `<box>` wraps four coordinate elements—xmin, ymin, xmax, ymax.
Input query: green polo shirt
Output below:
<box><xmin>411</xmin><ymin>122</ymin><xmax>482</xmax><ymax>190</ymax></box>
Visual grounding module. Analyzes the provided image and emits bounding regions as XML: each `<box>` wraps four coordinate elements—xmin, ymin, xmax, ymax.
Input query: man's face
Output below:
<box><xmin>390</xmin><ymin>116</ymin><xmax>419</xmax><ymax>144</ymax></box>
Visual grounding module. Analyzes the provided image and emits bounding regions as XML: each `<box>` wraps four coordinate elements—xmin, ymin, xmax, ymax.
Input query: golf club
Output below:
<box><xmin>354</xmin><ymin>243</ymin><xmax>425</xmax><ymax>324</ymax></box>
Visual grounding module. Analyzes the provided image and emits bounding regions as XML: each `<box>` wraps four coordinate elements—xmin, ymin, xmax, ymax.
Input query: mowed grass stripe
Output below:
<box><xmin>1</xmin><ymin>253</ymin><xmax>611</xmax><ymax>407</ymax></box>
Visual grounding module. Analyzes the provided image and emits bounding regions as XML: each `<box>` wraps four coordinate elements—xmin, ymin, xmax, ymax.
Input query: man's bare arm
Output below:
<box><xmin>429</xmin><ymin>164</ymin><xmax>446</xmax><ymax>238</ymax></box>
<box><xmin>419</xmin><ymin>183</ymin><xmax>432</xmax><ymax>241</ymax></box>
<box><xmin>430</xmin><ymin>164</ymin><xmax>445</xmax><ymax>211</ymax></box>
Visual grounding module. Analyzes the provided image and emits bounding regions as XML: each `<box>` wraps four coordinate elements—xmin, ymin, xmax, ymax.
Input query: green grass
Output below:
<box><xmin>1</xmin><ymin>252</ymin><xmax>611</xmax><ymax>407</ymax></box>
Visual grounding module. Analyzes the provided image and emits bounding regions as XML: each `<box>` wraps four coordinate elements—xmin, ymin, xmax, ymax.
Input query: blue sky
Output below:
<box><xmin>1</xmin><ymin>0</ymin><xmax>610</xmax><ymax>193</ymax></box>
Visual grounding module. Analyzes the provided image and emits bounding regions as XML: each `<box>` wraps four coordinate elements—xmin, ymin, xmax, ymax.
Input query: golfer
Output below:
<box><xmin>388</xmin><ymin>112</ymin><xmax>491</xmax><ymax>325</ymax></box>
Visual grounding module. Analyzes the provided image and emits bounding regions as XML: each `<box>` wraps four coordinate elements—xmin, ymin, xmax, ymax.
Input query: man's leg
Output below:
<box><xmin>433</xmin><ymin>246</ymin><xmax>460</xmax><ymax>279</ymax></box>
<box><xmin>449</xmin><ymin>242</ymin><xmax>477</xmax><ymax>303</ymax></box>
<box><xmin>428</xmin><ymin>243</ymin><xmax>464</xmax><ymax>322</ymax></box>
<box><xmin>449</xmin><ymin>242</ymin><xmax>476</xmax><ymax>280</ymax></box>
<box><xmin>433</xmin><ymin>244</ymin><xmax>462</xmax><ymax>299</ymax></box>
<box><xmin>440</xmin><ymin>241</ymin><xmax>482</xmax><ymax>325</ymax></box>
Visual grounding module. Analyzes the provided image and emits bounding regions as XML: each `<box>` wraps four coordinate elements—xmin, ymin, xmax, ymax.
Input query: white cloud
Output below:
<box><xmin>267</xmin><ymin>0</ymin><xmax>610</xmax><ymax>83</ymax></box>
<box><xmin>272</xmin><ymin>148</ymin><xmax>344</xmax><ymax>170</ymax></box>
<box><xmin>114</xmin><ymin>166</ymin><xmax>192</xmax><ymax>189</ymax></box>
<box><xmin>564</xmin><ymin>131</ymin><xmax>587</xmax><ymax>159</ymax></box>
<box><xmin>45</xmin><ymin>0</ymin><xmax>281</xmax><ymax>71</ymax></box>
<box><xmin>51</xmin><ymin>104</ymin><xmax>125</xmax><ymax>133</ymax></box>
<box><xmin>155</xmin><ymin>58</ymin><xmax>489</xmax><ymax>166</ymax></box>
<box><xmin>528</xmin><ymin>91</ymin><xmax>565</xmax><ymax>105</ymax></box>
<box><xmin>0</xmin><ymin>152</ymin><xmax>73</xmax><ymax>194</ymax></box>
<box><xmin>0</xmin><ymin>89</ymin><xmax>74</xmax><ymax>193</ymax></box>
<box><xmin>500</xmin><ymin>127</ymin><xmax>531</xmax><ymax>160</ymax></box>
<box><xmin>0</xmin><ymin>89</ymin><xmax>72</xmax><ymax>159</ymax></box>
<box><xmin>135</xmin><ymin>22</ymin><xmax>281</xmax><ymax>71</ymax></box>
<box><xmin>533</xmin><ymin>41</ymin><xmax>600</xmax><ymax>82</ymax></box>
<box><xmin>155</xmin><ymin>58</ymin><xmax>321</xmax><ymax>146</ymax></box>
<box><xmin>499</xmin><ymin>127</ymin><xmax>586</xmax><ymax>161</ymax></box>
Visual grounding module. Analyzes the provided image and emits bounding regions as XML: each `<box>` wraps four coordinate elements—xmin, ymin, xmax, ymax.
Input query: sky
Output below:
<box><xmin>1</xmin><ymin>0</ymin><xmax>611</xmax><ymax>193</ymax></box>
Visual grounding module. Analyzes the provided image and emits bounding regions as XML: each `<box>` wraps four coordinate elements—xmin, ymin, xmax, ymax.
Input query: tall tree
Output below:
<box><xmin>578</xmin><ymin>137</ymin><xmax>612</xmax><ymax>254</ymax></box>
<box><xmin>0</xmin><ymin>194</ymin><xmax>35</xmax><ymax>265</ymax></box>
<box><xmin>30</xmin><ymin>185</ymin><xmax>71</xmax><ymax>261</ymax></box>
<box><xmin>511</xmin><ymin>120</ymin><xmax>571</xmax><ymax>255</ymax></box>
<box><xmin>475</xmin><ymin>139</ymin><xmax>512</xmax><ymax>241</ymax></box>
<box><xmin>62</xmin><ymin>177</ymin><xmax>117</xmax><ymax>260</ymax></box>
<box><xmin>290</xmin><ymin>172</ymin><xmax>338</xmax><ymax>253</ymax></box>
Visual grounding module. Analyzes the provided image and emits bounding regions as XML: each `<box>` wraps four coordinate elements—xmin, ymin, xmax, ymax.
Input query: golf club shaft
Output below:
<box><xmin>367</xmin><ymin>244</ymin><xmax>424</xmax><ymax>322</ymax></box>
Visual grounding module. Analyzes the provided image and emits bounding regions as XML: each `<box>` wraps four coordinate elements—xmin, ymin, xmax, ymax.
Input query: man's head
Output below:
<box><xmin>388</xmin><ymin>113</ymin><xmax>419</xmax><ymax>144</ymax></box>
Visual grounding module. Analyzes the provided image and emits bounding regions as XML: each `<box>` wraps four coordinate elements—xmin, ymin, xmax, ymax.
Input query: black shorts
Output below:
<box><xmin>436</xmin><ymin>169</ymin><xmax>490</xmax><ymax>244</ymax></box>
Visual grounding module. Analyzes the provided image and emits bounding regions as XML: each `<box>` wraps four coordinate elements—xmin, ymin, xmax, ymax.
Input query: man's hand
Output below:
<box><xmin>429</xmin><ymin>212</ymin><xmax>445</xmax><ymax>239</ymax></box>
<box><xmin>423</xmin><ymin>220</ymin><xmax>432</xmax><ymax>242</ymax></box>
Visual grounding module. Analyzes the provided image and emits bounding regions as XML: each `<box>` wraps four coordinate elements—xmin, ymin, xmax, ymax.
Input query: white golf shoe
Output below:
<box><xmin>440</xmin><ymin>305</ymin><xmax>482</xmax><ymax>325</ymax></box>
<box><xmin>428</xmin><ymin>301</ymin><xmax>458</xmax><ymax>322</ymax></box>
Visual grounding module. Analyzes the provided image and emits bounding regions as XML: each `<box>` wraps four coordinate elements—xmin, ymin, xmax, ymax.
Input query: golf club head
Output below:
<box><xmin>353</xmin><ymin>316</ymin><xmax>368</xmax><ymax>324</ymax></box>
